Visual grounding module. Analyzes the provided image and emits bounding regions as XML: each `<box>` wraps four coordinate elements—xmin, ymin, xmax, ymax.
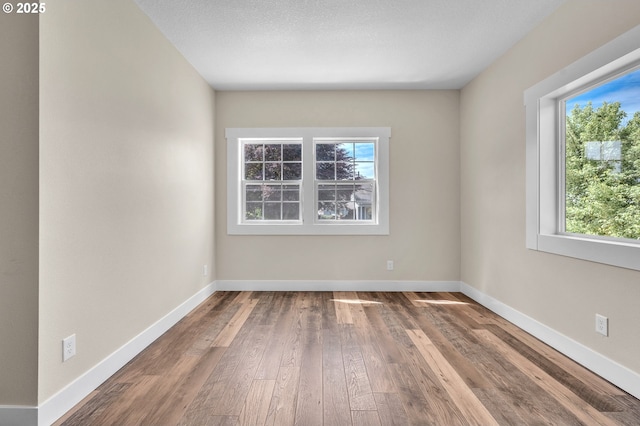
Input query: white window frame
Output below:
<box><xmin>314</xmin><ymin>137</ymin><xmax>378</xmax><ymax>224</ymax></box>
<box><xmin>524</xmin><ymin>24</ymin><xmax>640</xmax><ymax>271</ymax></box>
<box><xmin>240</xmin><ymin>138</ymin><xmax>304</xmax><ymax>224</ymax></box>
<box><xmin>226</xmin><ymin>127</ymin><xmax>390</xmax><ymax>235</ymax></box>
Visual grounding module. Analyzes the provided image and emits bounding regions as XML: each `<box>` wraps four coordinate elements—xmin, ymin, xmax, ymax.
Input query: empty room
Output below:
<box><xmin>2</xmin><ymin>0</ymin><xmax>640</xmax><ymax>424</ymax></box>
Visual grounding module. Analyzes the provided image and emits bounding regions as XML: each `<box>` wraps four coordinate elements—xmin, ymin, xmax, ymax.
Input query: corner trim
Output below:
<box><xmin>214</xmin><ymin>280</ymin><xmax>461</xmax><ymax>292</ymax></box>
<box><xmin>37</xmin><ymin>282</ymin><xmax>216</xmax><ymax>426</ymax></box>
<box><xmin>460</xmin><ymin>281</ymin><xmax>640</xmax><ymax>400</ymax></box>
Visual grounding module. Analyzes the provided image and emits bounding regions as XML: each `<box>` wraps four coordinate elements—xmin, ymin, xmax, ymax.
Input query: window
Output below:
<box><xmin>564</xmin><ymin>70</ymin><xmax>640</xmax><ymax>238</ymax></box>
<box><xmin>242</xmin><ymin>140</ymin><xmax>303</xmax><ymax>222</ymax></box>
<box><xmin>315</xmin><ymin>140</ymin><xmax>376</xmax><ymax>222</ymax></box>
<box><xmin>226</xmin><ymin>127</ymin><xmax>390</xmax><ymax>235</ymax></box>
<box><xmin>525</xmin><ymin>24</ymin><xmax>640</xmax><ymax>271</ymax></box>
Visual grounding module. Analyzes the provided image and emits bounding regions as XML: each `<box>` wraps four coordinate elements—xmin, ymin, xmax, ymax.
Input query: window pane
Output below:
<box><xmin>283</xmin><ymin>185</ymin><xmax>300</xmax><ymax>201</ymax></box>
<box><xmin>263</xmin><ymin>185</ymin><xmax>281</xmax><ymax>201</ymax></box>
<box><xmin>244</xmin><ymin>144</ymin><xmax>263</xmax><ymax>161</ymax></box>
<box><xmin>283</xmin><ymin>163</ymin><xmax>302</xmax><ymax>180</ymax></box>
<box><xmin>317</xmin><ymin>182</ymin><xmax>374</xmax><ymax>222</ymax></box>
<box><xmin>336</xmin><ymin>186</ymin><xmax>354</xmax><ymax>201</ymax></box>
<box><xmin>264</xmin><ymin>203</ymin><xmax>281</xmax><ymax>220</ymax></box>
<box><xmin>283</xmin><ymin>203</ymin><xmax>299</xmax><ymax>220</ymax></box>
<box><xmin>354</xmin><ymin>183</ymin><xmax>374</xmax><ymax>220</ymax></box>
<box><xmin>318</xmin><ymin>201</ymin><xmax>336</xmax><ymax>220</ymax></box>
<box><xmin>336</xmin><ymin>161</ymin><xmax>354</xmax><ymax>180</ymax></box>
<box><xmin>336</xmin><ymin>185</ymin><xmax>354</xmax><ymax>220</ymax></box>
<box><xmin>242</xmin><ymin>142</ymin><xmax>301</xmax><ymax>222</ymax></box>
<box><xmin>336</xmin><ymin>203</ymin><xmax>354</xmax><ymax>220</ymax></box>
<box><xmin>564</xmin><ymin>68</ymin><xmax>640</xmax><ymax>240</ymax></box>
<box><xmin>265</xmin><ymin>162</ymin><xmax>281</xmax><ymax>180</ymax></box>
<box><xmin>316</xmin><ymin>162</ymin><xmax>335</xmax><ymax>180</ymax></box>
<box><xmin>232</xmin><ymin>129</ymin><xmax>386</xmax><ymax>230</ymax></box>
<box><xmin>283</xmin><ymin>144</ymin><xmax>301</xmax><ymax>161</ymax></box>
<box><xmin>355</xmin><ymin>182</ymin><xmax>374</xmax><ymax>199</ymax></box>
<box><xmin>318</xmin><ymin>184</ymin><xmax>335</xmax><ymax>201</ymax></box>
<box><xmin>336</xmin><ymin>144</ymin><xmax>354</xmax><ymax>180</ymax></box>
<box><xmin>264</xmin><ymin>144</ymin><xmax>281</xmax><ymax>161</ymax></box>
<box><xmin>355</xmin><ymin>162</ymin><xmax>375</xmax><ymax>179</ymax></box>
<box><xmin>315</xmin><ymin>142</ymin><xmax>360</xmax><ymax>180</ymax></box>
<box><xmin>245</xmin><ymin>203</ymin><xmax>263</xmax><ymax>220</ymax></box>
<box><xmin>316</xmin><ymin>144</ymin><xmax>334</xmax><ymax>161</ymax></box>
<box><xmin>336</xmin><ymin>143</ymin><xmax>354</xmax><ymax>161</ymax></box>
<box><xmin>245</xmin><ymin>163</ymin><xmax>263</xmax><ymax>180</ymax></box>
<box><xmin>314</xmin><ymin>141</ymin><xmax>377</xmax><ymax>221</ymax></box>
<box><xmin>355</xmin><ymin>143</ymin><xmax>375</xmax><ymax>161</ymax></box>
<box><xmin>245</xmin><ymin>185</ymin><xmax>262</xmax><ymax>201</ymax></box>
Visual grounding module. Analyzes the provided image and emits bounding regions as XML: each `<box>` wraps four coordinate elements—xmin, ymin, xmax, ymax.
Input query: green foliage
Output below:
<box><xmin>565</xmin><ymin>102</ymin><xmax>640</xmax><ymax>239</ymax></box>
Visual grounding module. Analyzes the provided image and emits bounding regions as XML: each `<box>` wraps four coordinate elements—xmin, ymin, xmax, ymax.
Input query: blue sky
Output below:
<box><xmin>354</xmin><ymin>143</ymin><xmax>375</xmax><ymax>161</ymax></box>
<box><xmin>566</xmin><ymin>68</ymin><xmax>640</xmax><ymax>121</ymax></box>
<box><xmin>335</xmin><ymin>142</ymin><xmax>375</xmax><ymax>178</ymax></box>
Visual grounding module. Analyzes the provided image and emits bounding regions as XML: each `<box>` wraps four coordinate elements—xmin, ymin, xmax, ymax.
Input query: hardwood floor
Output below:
<box><xmin>54</xmin><ymin>292</ymin><xmax>640</xmax><ymax>425</ymax></box>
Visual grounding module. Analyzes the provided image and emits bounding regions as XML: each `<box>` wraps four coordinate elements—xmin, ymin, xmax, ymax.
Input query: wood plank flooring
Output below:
<box><xmin>54</xmin><ymin>292</ymin><xmax>640</xmax><ymax>425</ymax></box>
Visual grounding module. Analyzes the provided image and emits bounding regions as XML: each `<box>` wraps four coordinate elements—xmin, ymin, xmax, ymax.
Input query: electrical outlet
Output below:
<box><xmin>203</xmin><ymin>264</ymin><xmax>208</xmax><ymax>276</ymax></box>
<box><xmin>387</xmin><ymin>260</ymin><xmax>394</xmax><ymax>271</ymax></box>
<box><xmin>595</xmin><ymin>314</ymin><xmax>608</xmax><ymax>336</ymax></box>
<box><xmin>63</xmin><ymin>334</ymin><xmax>76</xmax><ymax>362</ymax></box>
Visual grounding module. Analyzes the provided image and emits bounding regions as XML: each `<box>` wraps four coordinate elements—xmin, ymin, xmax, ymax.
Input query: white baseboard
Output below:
<box><xmin>0</xmin><ymin>406</ymin><xmax>37</xmax><ymax>426</ymax></box>
<box><xmin>460</xmin><ymin>281</ymin><xmax>640</xmax><ymax>400</ymax></box>
<box><xmin>36</xmin><ymin>282</ymin><xmax>216</xmax><ymax>426</ymax></box>
<box><xmin>215</xmin><ymin>280</ymin><xmax>461</xmax><ymax>292</ymax></box>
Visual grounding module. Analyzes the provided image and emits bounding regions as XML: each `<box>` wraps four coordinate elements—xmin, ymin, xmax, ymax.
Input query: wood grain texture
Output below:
<box><xmin>238</xmin><ymin>379</ymin><xmax>275</xmax><ymax>426</ymax></box>
<box><xmin>211</xmin><ymin>297</ymin><xmax>258</xmax><ymax>347</ymax></box>
<box><xmin>265</xmin><ymin>366</ymin><xmax>300</xmax><ymax>426</ymax></box>
<box><xmin>406</xmin><ymin>328</ymin><xmax>498</xmax><ymax>426</ymax></box>
<box><xmin>373</xmin><ymin>392</ymin><xmax>409</xmax><ymax>426</ymax></box>
<box><xmin>295</xmin><ymin>292</ymin><xmax>323</xmax><ymax>426</ymax></box>
<box><xmin>54</xmin><ymin>291</ymin><xmax>640</xmax><ymax>425</ymax></box>
<box><xmin>322</xmin><ymin>328</ymin><xmax>351</xmax><ymax>426</ymax></box>
<box><xmin>475</xmin><ymin>329</ymin><xmax>618</xmax><ymax>426</ymax></box>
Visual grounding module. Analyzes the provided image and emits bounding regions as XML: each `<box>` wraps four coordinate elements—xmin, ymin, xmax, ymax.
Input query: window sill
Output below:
<box><xmin>227</xmin><ymin>222</ymin><xmax>389</xmax><ymax>236</ymax></box>
<box><xmin>535</xmin><ymin>234</ymin><xmax>640</xmax><ymax>271</ymax></box>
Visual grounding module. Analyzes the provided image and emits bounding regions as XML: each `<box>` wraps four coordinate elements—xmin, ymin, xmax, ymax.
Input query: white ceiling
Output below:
<box><xmin>133</xmin><ymin>0</ymin><xmax>565</xmax><ymax>90</ymax></box>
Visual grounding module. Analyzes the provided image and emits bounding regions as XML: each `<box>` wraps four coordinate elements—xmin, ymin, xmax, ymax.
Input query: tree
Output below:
<box><xmin>565</xmin><ymin>102</ymin><xmax>640</xmax><ymax>239</ymax></box>
<box><xmin>315</xmin><ymin>143</ymin><xmax>355</xmax><ymax>180</ymax></box>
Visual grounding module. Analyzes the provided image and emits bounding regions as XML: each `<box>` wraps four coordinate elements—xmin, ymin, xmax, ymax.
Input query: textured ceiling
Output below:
<box><xmin>133</xmin><ymin>0</ymin><xmax>565</xmax><ymax>90</ymax></box>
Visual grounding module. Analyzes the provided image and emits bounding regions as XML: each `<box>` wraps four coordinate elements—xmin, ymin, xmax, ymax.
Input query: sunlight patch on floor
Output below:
<box><xmin>330</xmin><ymin>299</ymin><xmax>383</xmax><ymax>305</ymax></box>
<box><xmin>413</xmin><ymin>300</ymin><xmax>468</xmax><ymax>306</ymax></box>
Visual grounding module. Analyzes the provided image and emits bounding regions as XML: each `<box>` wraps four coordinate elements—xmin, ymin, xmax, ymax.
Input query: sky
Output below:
<box><xmin>336</xmin><ymin>142</ymin><xmax>375</xmax><ymax>179</ymax></box>
<box><xmin>566</xmin><ymin>68</ymin><xmax>640</xmax><ymax>122</ymax></box>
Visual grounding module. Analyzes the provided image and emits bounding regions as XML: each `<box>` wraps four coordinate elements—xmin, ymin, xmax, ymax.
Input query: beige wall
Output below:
<box><xmin>461</xmin><ymin>1</ymin><xmax>640</xmax><ymax>373</ymax></box>
<box><xmin>215</xmin><ymin>90</ymin><xmax>460</xmax><ymax>281</ymax></box>
<box><xmin>38</xmin><ymin>0</ymin><xmax>215</xmax><ymax>402</ymax></box>
<box><xmin>0</xmin><ymin>13</ymin><xmax>39</xmax><ymax>406</ymax></box>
